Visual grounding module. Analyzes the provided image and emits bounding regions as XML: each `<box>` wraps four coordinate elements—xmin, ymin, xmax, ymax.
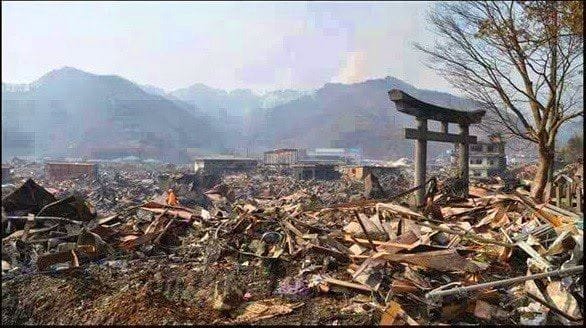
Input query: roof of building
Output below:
<box><xmin>194</xmin><ymin>157</ymin><xmax>258</xmax><ymax>162</ymax></box>
<box><xmin>264</xmin><ymin>148</ymin><xmax>300</xmax><ymax>154</ymax></box>
<box><xmin>346</xmin><ymin>165</ymin><xmax>400</xmax><ymax>170</ymax></box>
<box><xmin>291</xmin><ymin>163</ymin><xmax>338</xmax><ymax>168</ymax></box>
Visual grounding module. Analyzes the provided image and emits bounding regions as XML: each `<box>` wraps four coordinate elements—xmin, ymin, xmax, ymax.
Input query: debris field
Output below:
<box><xmin>1</xmin><ymin>160</ymin><xmax>583</xmax><ymax>325</ymax></box>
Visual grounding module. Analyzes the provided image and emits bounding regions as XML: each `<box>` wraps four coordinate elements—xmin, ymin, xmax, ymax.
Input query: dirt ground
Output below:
<box><xmin>2</xmin><ymin>257</ymin><xmax>380</xmax><ymax>325</ymax></box>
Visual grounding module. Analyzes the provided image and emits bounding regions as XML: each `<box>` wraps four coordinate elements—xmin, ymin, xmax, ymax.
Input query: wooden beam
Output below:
<box><xmin>389</xmin><ymin>89</ymin><xmax>485</xmax><ymax>125</ymax></box>
<box><xmin>405</xmin><ymin>128</ymin><xmax>478</xmax><ymax>144</ymax></box>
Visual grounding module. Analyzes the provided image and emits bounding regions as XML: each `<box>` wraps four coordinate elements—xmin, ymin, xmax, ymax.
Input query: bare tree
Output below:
<box><xmin>415</xmin><ymin>1</ymin><xmax>583</xmax><ymax>202</ymax></box>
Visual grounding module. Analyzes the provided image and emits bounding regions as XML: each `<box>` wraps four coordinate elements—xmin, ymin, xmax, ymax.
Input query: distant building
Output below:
<box><xmin>193</xmin><ymin>157</ymin><xmax>258</xmax><ymax>174</ymax></box>
<box><xmin>452</xmin><ymin>134</ymin><xmax>507</xmax><ymax>178</ymax></box>
<box><xmin>2</xmin><ymin>165</ymin><xmax>13</xmax><ymax>184</ymax></box>
<box><xmin>303</xmin><ymin>148</ymin><xmax>355</xmax><ymax>165</ymax></box>
<box><xmin>263</xmin><ymin>148</ymin><xmax>306</xmax><ymax>165</ymax></box>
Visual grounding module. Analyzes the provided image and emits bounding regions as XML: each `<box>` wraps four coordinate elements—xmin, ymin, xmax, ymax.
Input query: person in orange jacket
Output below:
<box><xmin>166</xmin><ymin>188</ymin><xmax>179</xmax><ymax>206</ymax></box>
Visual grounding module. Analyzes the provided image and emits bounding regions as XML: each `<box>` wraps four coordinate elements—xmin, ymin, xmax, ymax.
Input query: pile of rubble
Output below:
<box><xmin>1</xmin><ymin>162</ymin><xmax>583</xmax><ymax>325</ymax></box>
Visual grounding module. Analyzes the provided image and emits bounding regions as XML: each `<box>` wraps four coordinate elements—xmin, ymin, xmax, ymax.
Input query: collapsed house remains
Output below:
<box><xmin>45</xmin><ymin>162</ymin><xmax>99</xmax><ymax>182</ymax></box>
<box><xmin>389</xmin><ymin>89</ymin><xmax>486</xmax><ymax>205</ymax></box>
<box><xmin>291</xmin><ymin>164</ymin><xmax>341</xmax><ymax>180</ymax></box>
<box><xmin>550</xmin><ymin>163</ymin><xmax>584</xmax><ymax>215</ymax></box>
<box><xmin>1</xmin><ymin>158</ymin><xmax>583</xmax><ymax>325</ymax></box>
<box><xmin>342</xmin><ymin>165</ymin><xmax>402</xmax><ymax>181</ymax></box>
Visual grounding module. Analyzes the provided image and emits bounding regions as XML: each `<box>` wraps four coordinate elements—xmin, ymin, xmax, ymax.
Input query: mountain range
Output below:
<box><xmin>6</xmin><ymin>66</ymin><xmax>570</xmax><ymax>163</ymax></box>
<box><xmin>2</xmin><ymin>67</ymin><xmax>222</xmax><ymax>162</ymax></box>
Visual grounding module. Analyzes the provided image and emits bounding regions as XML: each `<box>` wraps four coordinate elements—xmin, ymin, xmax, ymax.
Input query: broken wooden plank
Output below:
<box><xmin>516</xmin><ymin>241</ymin><xmax>553</xmax><ymax>270</ymax></box>
<box><xmin>545</xmin><ymin>281</ymin><xmax>583</xmax><ymax>321</ymax></box>
<box><xmin>514</xmin><ymin>191</ymin><xmax>565</xmax><ymax>227</ymax></box>
<box><xmin>354</xmin><ymin>211</ymin><xmax>378</xmax><ymax>251</ymax></box>
<box><xmin>139</xmin><ymin>207</ymin><xmax>194</xmax><ymax>221</ymax></box>
<box><xmin>391</xmin><ymin>279</ymin><xmax>420</xmax><ymax>294</ymax></box>
<box><xmin>3</xmin><ymin>224</ymin><xmax>60</xmax><ymax>241</ymax></box>
<box><xmin>393</xmin><ymin>215</ymin><xmax>515</xmax><ymax>248</ymax></box>
<box><xmin>94</xmin><ymin>215</ymin><xmax>119</xmax><ymax>225</ymax></box>
<box><xmin>36</xmin><ymin>245</ymin><xmax>97</xmax><ymax>272</ymax></box>
<box><xmin>380</xmin><ymin>300</ymin><xmax>419</xmax><ymax>325</ymax></box>
<box><xmin>323</xmin><ymin>276</ymin><xmax>372</xmax><ymax>292</ymax></box>
<box><xmin>376</xmin><ymin>203</ymin><xmax>424</xmax><ymax>218</ymax></box>
<box><xmin>345</xmin><ymin>236</ymin><xmax>416</xmax><ymax>250</ymax></box>
<box><xmin>527</xmin><ymin>290</ymin><xmax>582</xmax><ymax>322</ymax></box>
<box><xmin>6</xmin><ymin>216</ymin><xmax>84</xmax><ymax>225</ymax></box>
<box><xmin>373</xmin><ymin>249</ymin><xmax>486</xmax><ymax>273</ymax></box>
<box><xmin>352</xmin><ymin>258</ymin><xmax>387</xmax><ymax>281</ymax></box>
<box><xmin>348</xmin><ymin>244</ymin><xmax>367</xmax><ymax>256</ymax></box>
<box><xmin>380</xmin><ymin>300</ymin><xmax>402</xmax><ymax>325</ymax></box>
<box><xmin>282</xmin><ymin>220</ymin><xmax>304</xmax><ymax>238</ymax></box>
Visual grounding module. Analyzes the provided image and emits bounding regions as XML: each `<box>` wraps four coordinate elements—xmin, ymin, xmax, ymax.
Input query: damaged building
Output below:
<box><xmin>263</xmin><ymin>148</ymin><xmax>306</xmax><ymax>165</ymax></box>
<box><xmin>451</xmin><ymin>135</ymin><xmax>507</xmax><ymax>178</ymax></box>
<box><xmin>291</xmin><ymin>164</ymin><xmax>341</xmax><ymax>180</ymax></box>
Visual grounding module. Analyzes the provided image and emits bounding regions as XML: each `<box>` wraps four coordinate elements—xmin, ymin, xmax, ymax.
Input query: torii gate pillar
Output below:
<box><xmin>414</xmin><ymin>118</ymin><xmax>427</xmax><ymax>205</ymax></box>
<box><xmin>459</xmin><ymin>123</ymin><xmax>470</xmax><ymax>195</ymax></box>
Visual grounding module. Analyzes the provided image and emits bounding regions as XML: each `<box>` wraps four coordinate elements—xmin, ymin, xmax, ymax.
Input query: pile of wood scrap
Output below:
<box><xmin>333</xmin><ymin>187</ymin><xmax>583</xmax><ymax>325</ymax></box>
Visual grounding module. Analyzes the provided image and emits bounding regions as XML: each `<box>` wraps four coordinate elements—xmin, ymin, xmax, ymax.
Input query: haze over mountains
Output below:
<box><xmin>6</xmin><ymin>66</ymin><xmax>570</xmax><ymax>163</ymax></box>
<box><xmin>2</xmin><ymin>67</ymin><xmax>222</xmax><ymax>162</ymax></box>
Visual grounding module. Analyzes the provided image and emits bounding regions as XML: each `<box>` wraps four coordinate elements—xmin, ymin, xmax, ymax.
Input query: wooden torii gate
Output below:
<box><xmin>388</xmin><ymin>89</ymin><xmax>486</xmax><ymax>206</ymax></box>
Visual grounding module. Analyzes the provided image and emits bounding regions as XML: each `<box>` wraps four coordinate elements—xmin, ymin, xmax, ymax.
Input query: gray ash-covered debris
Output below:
<box><xmin>373</xmin><ymin>168</ymin><xmax>412</xmax><ymax>197</ymax></box>
<box><xmin>364</xmin><ymin>173</ymin><xmax>386</xmax><ymax>199</ymax></box>
<box><xmin>2</xmin><ymin>179</ymin><xmax>57</xmax><ymax>215</ymax></box>
<box><xmin>1</xmin><ymin>159</ymin><xmax>584</xmax><ymax>325</ymax></box>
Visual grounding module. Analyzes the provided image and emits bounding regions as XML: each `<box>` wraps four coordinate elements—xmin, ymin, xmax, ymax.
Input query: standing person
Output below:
<box><xmin>166</xmin><ymin>188</ymin><xmax>179</xmax><ymax>206</ymax></box>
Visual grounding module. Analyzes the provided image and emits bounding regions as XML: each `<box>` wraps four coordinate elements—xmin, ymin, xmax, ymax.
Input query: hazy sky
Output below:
<box><xmin>2</xmin><ymin>1</ymin><xmax>455</xmax><ymax>94</ymax></box>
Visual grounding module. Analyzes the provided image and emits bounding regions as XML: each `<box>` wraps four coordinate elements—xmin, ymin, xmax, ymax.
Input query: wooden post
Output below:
<box><xmin>459</xmin><ymin>123</ymin><xmax>470</xmax><ymax>197</ymax></box>
<box><xmin>567</xmin><ymin>181</ymin><xmax>573</xmax><ymax>208</ymax></box>
<box><xmin>576</xmin><ymin>181</ymin><xmax>583</xmax><ymax>213</ymax></box>
<box><xmin>441</xmin><ymin>122</ymin><xmax>448</xmax><ymax>134</ymax></box>
<box><xmin>415</xmin><ymin>118</ymin><xmax>427</xmax><ymax>206</ymax></box>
